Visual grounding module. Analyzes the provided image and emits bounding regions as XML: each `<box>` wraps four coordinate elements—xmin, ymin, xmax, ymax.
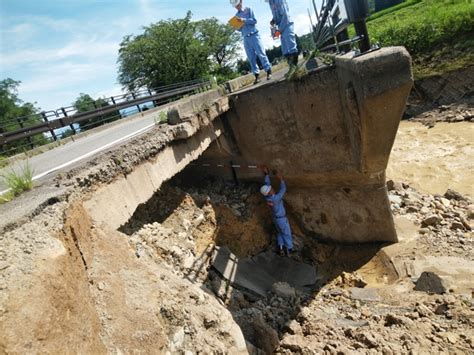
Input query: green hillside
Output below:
<box><xmin>354</xmin><ymin>0</ymin><xmax>474</xmax><ymax>78</ymax></box>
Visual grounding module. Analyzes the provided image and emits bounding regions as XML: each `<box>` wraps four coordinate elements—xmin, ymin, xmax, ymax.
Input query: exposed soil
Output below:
<box><xmin>0</xmin><ymin>74</ymin><xmax>473</xmax><ymax>353</ymax></box>
<box><xmin>115</xmin><ymin>166</ymin><xmax>473</xmax><ymax>353</ymax></box>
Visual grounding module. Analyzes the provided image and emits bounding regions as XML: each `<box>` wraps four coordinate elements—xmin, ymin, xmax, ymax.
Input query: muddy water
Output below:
<box><xmin>387</xmin><ymin>122</ymin><xmax>473</xmax><ymax>197</ymax></box>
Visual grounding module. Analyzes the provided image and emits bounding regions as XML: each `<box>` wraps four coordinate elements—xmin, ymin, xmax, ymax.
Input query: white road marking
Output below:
<box><xmin>0</xmin><ymin>122</ymin><xmax>155</xmax><ymax>196</ymax></box>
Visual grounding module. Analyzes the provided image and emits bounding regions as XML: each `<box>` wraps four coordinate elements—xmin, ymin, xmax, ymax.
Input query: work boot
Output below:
<box><xmin>285</xmin><ymin>248</ymin><xmax>292</xmax><ymax>257</ymax></box>
<box><xmin>277</xmin><ymin>247</ymin><xmax>284</xmax><ymax>257</ymax></box>
<box><xmin>285</xmin><ymin>55</ymin><xmax>298</xmax><ymax>78</ymax></box>
<box><xmin>266</xmin><ymin>69</ymin><xmax>272</xmax><ymax>80</ymax></box>
<box><xmin>291</xmin><ymin>54</ymin><xmax>299</xmax><ymax>66</ymax></box>
<box><xmin>253</xmin><ymin>73</ymin><xmax>261</xmax><ymax>85</ymax></box>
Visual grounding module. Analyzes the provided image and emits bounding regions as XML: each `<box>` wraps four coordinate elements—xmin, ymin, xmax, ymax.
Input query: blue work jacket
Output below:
<box><xmin>236</xmin><ymin>7</ymin><xmax>259</xmax><ymax>37</ymax></box>
<box><xmin>264</xmin><ymin>174</ymin><xmax>287</xmax><ymax>218</ymax></box>
<box><xmin>269</xmin><ymin>0</ymin><xmax>293</xmax><ymax>30</ymax></box>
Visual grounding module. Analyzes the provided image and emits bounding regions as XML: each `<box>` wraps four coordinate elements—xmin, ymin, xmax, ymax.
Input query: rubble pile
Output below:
<box><xmin>275</xmin><ymin>283</ymin><xmax>474</xmax><ymax>353</ymax></box>
<box><xmin>122</xmin><ymin>176</ymin><xmax>473</xmax><ymax>353</ymax></box>
<box><xmin>126</xmin><ymin>185</ymin><xmax>217</xmax><ymax>281</ymax></box>
<box><xmin>409</xmin><ymin>103</ymin><xmax>473</xmax><ymax>127</ymax></box>
<box><xmin>388</xmin><ymin>181</ymin><xmax>473</xmax><ymax>257</ymax></box>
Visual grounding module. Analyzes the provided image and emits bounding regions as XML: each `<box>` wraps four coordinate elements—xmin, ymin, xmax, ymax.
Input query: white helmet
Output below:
<box><xmin>260</xmin><ymin>185</ymin><xmax>271</xmax><ymax>196</ymax></box>
<box><xmin>230</xmin><ymin>0</ymin><xmax>240</xmax><ymax>6</ymax></box>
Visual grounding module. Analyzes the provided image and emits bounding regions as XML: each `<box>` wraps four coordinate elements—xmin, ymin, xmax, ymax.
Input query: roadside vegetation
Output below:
<box><xmin>357</xmin><ymin>0</ymin><xmax>474</xmax><ymax>78</ymax></box>
<box><xmin>0</xmin><ymin>79</ymin><xmax>48</xmax><ymax>158</ymax></box>
<box><xmin>118</xmin><ymin>12</ymin><xmax>241</xmax><ymax>91</ymax></box>
<box><xmin>0</xmin><ymin>156</ymin><xmax>7</xmax><ymax>169</ymax></box>
<box><xmin>0</xmin><ymin>161</ymin><xmax>34</xmax><ymax>203</ymax></box>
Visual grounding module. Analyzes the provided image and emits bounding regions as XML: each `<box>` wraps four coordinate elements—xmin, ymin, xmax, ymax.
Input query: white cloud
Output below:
<box><xmin>293</xmin><ymin>13</ymin><xmax>312</xmax><ymax>37</ymax></box>
<box><xmin>94</xmin><ymin>85</ymin><xmax>126</xmax><ymax>100</ymax></box>
<box><xmin>139</xmin><ymin>0</ymin><xmax>153</xmax><ymax>14</ymax></box>
<box><xmin>19</xmin><ymin>62</ymin><xmax>108</xmax><ymax>93</ymax></box>
<box><xmin>1</xmin><ymin>23</ymin><xmax>35</xmax><ymax>42</ymax></box>
<box><xmin>25</xmin><ymin>15</ymin><xmax>77</xmax><ymax>32</ymax></box>
<box><xmin>2</xmin><ymin>39</ymin><xmax>119</xmax><ymax>70</ymax></box>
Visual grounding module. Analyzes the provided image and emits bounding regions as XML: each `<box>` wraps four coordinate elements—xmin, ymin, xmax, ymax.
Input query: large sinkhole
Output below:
<box><xmin>115</xmin><ymin>164</ymin><xmax>399</xmax><ymax>351</ymax></box>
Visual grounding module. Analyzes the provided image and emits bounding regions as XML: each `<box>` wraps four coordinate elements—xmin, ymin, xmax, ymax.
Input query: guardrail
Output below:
<box><xmin>0</xmin><ymin>78</ymin><xmax>212</xmax><ymax>155</ymax></box>
<box><xmin>310</xmin><ymin>0</ymin><xmax>371</xmax><ymax>54</ymax></box>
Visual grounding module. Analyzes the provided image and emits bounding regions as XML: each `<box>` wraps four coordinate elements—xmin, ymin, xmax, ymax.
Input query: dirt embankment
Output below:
<box><xmin>110</xmin><ymin>165</ymin><xmax>473</xmax><ymax>354</ymax></box>
<box><xmin>0</xmin><ymin>201</ymin><xmax>105</xmax><ymax>353</ymax></box>
<box><xmin>0</xmin><ymin>66</ymin><xmax>473</xmax><ymax>354</ymax></box>
<box><xmin>406</xmin><ymin>65</ymin><xmax>474</xmax><ymax>117</ymax></box>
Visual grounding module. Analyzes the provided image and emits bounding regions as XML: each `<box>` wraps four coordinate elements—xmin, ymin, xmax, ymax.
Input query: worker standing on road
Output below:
<box><xmin>264</xmin><ymin>0</ymin><xmax>299</xmax><ymax>72</ymax></box>
<box><xmin>260</xmin><ymin>166</ymin><xmax>293</xmax><ymax>256</ymax></box>
<box><xmin>230</xmin><ymin>0</ymin><xmax>272</xmax><ymax>84</ymax></box>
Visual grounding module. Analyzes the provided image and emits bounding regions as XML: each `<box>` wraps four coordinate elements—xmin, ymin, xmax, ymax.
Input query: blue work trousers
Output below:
<box><xmin>280</xmin><ymin>23</ymin><xmax>298</xmax><ymax>57</ymax></box>
<box><xmin>273</xmin><ymin>216</ymin><xmax>293</xmax><ymax>250</ymax></box>
<box><xmin>243</xmin><ymin>32</ymin><xmax>271</xmax><ymax>75</ymax></box>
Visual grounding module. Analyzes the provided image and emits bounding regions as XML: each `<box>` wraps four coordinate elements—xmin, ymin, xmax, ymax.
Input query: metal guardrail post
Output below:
<box><xmin>147</xmin><ymin>89</ymin><xmax>156</xmax><ymax>108</ymax></box>
<box><xmin>354</xmin><ymin>20</ymin><xmax>370</xmax><ymax>52</ymax></box>
<box><xmin>344</xmin><ymin>0</ymin><xmax>370</xmax><ymax>53</ymax></box>
<box><xmin>61</xmin><ymin>108</ymin><xmax>77</xmax><ymax>134</ymax></box>
<box><xmin>42</xmin><ymin>112</ymin><xmax>57</xmax><ymax>141</ymax></box>
<box><xmin>131</xmin><ymin>92</ymin><xmax>141</xmax><ymax>112</ymax></box>
<box><xmin>16</xmin><ymin>116</ymin><xmax>35</xmax><ymax>149</ymax></box>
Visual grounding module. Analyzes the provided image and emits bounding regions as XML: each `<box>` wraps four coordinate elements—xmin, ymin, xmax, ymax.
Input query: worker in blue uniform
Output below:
<box><xmin>260</xmin><ymin>166</ymin><xmax>293</xmax><ymax>256</ymax></box>
<box><xmin>265</xmin><ymin>0</ymin><xmax>299</xmax><ymax>69</ymax></box>
<box><xmin>230</xmin><ymin>0</ymin><xmax>272</xmax><ymax>84</ymax></box>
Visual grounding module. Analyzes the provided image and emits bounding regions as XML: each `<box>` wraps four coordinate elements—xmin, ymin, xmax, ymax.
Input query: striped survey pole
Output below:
<box><xmin>189</xmin><ymin>162</ymin><xmax>262</xmax><ymax>184</ymax></box>
<box><xmin>189</xmin><ymin>162</ymin><xmax>260</xmax><ymax>169</ymax></box>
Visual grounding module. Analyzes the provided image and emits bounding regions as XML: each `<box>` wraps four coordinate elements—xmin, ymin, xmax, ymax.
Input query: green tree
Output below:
<box><xmin>296</xmin><ymin>33</ymin><xmax>315</xmax><ymax>53</ymax></box>
<box><xmin>73</xmin><ymin>93</ymin><xmax>95</xmax><ymax>113</ymax></box>
<box><xmin>266</xmin><ymin>45</ymin><xmax>283</xmax><ymax>65</ymax></box>
<box><xmin>72</xmin><ymin>93</ymin><xmax>120</xmax><ymax>131</ymax></box>
<box><xmin>196</xmin><ymin>17</ymin><xmax>241</xmax><ymax>76</ymax></box>
<box><xmin>0</xmin><ymin>79</ymin><xmax>47</xmax><ymax>155</ymax></box>
<box><xmin>236</xmin><ymin>58</ymin><xmax>251</xmax><ymax>74</ymax></box>
<box><xmin>118</xmin><ymin>11</ymin><xmax>211</xmax><ymax>92</ymax></box>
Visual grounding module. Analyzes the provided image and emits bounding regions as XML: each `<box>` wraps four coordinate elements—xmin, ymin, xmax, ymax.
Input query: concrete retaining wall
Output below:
<box><xmin>84</xmin><ymin>95</ymin><xmax>228</xmax><ymax>230</ymax></box>
<box><xmin>191</xmin><ymin>47</ymin><xmax>413</xmax><ymax>244</ymax></box>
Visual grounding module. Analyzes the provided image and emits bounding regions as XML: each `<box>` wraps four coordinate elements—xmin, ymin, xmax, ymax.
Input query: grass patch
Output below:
<box><xmin>0</xmin><ymin>191</ymin><xmax>14</xmax><ymax>204</ymax></box>
<box><xmin>0</xmin><ymin>156</ymin><xmax>8</xmax><ymax>169</ymax></box>
<box><xmin>154</xmin><ymin>111</ymin><xmax>168</xmax><ymax>125</ymax></box>
<box><xmin>0</xmin><ymin>161</ymin><xmax>34</xmax><ymax>199</ymax></box>
<box><xmin>368</xmin><ymin>0</ymin><xmax>474</xmax><ymax>55</ymax></box>
<box><xmin>413</xmin><ymin>33</ymin><xmax>474</xmax><ymax>79</ymax></box>
<box><xmin>349</xmin><ymin>0</ymin><xmax>474</xmax><ymax>77</ymax></box>
<box><xmin>367</xmin><ymin>0</ymin><xmax>422</xmax><ymax>21</ymax></box>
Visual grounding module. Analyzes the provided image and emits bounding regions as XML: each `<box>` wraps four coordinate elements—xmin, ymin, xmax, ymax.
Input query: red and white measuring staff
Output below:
<box><xmin>189</xmin><ymin>163</ymin><xmax>260</xmax><ymax>169</ymax></box>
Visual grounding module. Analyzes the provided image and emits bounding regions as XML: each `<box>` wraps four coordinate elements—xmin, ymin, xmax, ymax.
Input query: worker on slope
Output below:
<box><xmin>230</xmin><ymin>0</ymin><xmax>272</xmax><ymax>84</ymax></box>
<box><xmin>264</xmin><ymin>0</ymin><xmax>299</xmax><ymax>73</ymax></box>
<box><xmin>260</xmin><ymin>166</ymin><xmax>293</xmax><ymax>256</ymax></box>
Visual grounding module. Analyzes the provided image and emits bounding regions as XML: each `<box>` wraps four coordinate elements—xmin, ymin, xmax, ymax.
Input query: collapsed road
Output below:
<box><xmin>1</xmin><ymin>47</ymin><xmax>473</xmax><ymax>353</ymax></box>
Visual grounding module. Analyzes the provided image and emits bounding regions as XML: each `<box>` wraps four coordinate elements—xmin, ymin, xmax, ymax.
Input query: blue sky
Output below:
<box><xmin>1</xmin><ymin>0</ymin><xmax>317</xmax><ymax>111</ymax></box>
